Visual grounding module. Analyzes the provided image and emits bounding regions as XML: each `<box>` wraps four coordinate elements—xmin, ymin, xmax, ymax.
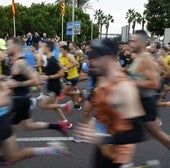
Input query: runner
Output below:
<box><xmin>31</xmin><ymin>42</ymin><xmax>44</xmax><ymax>100</ymax></box>
<box><xmin>40</xmin><ymin>40</ymin><xmax>73</xmax><ymax>128</ymax></box>
<box><xmin>38</xmin><ymin>40</ymin><xmax>48</xmax><ymax>74</ymax></box>
<box><xmin>59</xmin><ymin>45</ymin><xmax>82</xmax><ymax>110</ymax></box>
<box><xmin>74</xmin><ymin>39</ymin><xmax>145</xmax><ymax>168</ymax></box>
<box><xmin>157</xmin><ymin>46</ymin><xmax>170</xmax><ymax>103</ymax></box>
<box><xmin>7</xmin><ymin>37</ymin><xmax>68</xmax><ymax>134</ymax></box>
<box><xmin>69</xmin><ymin>42</ymin><xmax>76</xmax><ymax>56</ymax></box>
<box><xmin>0</xmin><ymin>38</ymin><xmax>10</xmax><ymax>78</ymax></box>
<box><xmin>128</xmin><ymin>30</ymin><xmax>170</xmax><ymax>149</ymax></box>
<box><xmin>0</xmin><ymin>82</ymin><xmax>71</xmax><ymax>165</ymax></box>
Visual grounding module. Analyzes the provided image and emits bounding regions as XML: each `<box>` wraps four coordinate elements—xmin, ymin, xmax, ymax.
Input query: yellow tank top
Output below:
<box><xmin>162</xmin><ymin>55</ymin><xmax>170</xmax><ymax>67</ymax></box>
<box><xmin>59</xmin><ymin>53</ymin><xmax>79</xmax><ymax>79</ymax></box>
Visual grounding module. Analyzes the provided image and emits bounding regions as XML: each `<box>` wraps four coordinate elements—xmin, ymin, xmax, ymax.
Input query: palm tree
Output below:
<box><xmin>126</xmin><ymin>9</ymin><xmax>142</xmax><ymax>34</ymax></box>
<box><xmin>141</xmin><ymin>10</ymin><xmax>147</xmax><ymax>30</ymax></box>
<box><xmin>125</xmin><ymin>9</ymin><xmax>135</xmax><ymax>34</ymax></box>
<box><xmin>76</xmin><ymin>0</ymin><xmax>91</xmax><ymax>11</ymax></box>
<box><xmin>103</xmin><ymin>14</ymin><xmax>114</xmax><ymax>38</ymax></box>
<box><xmin>131</xmin><ymin>11</ymin><xmax>142</xmax><ymax>34</ymax></box>
<box><xmin>99</xmin><ymin>14</ymin><xmax>106</xmax><ymax>39</ymax></box>
<box><xmin>94</xmin><ymin>9</ymin><xmax>105</xmax><ymax>39</ymax></box>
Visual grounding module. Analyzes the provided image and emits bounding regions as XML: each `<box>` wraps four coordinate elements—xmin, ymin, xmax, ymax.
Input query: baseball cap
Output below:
<box><xmin>0</xmin><ymin>38</ymin><xmax>7</xmax><ymax>50</ymax></box>
<box><xmin>86</xmin><ymin>39</ymin><xmax>118</xmax><ymax>58</ymax></box>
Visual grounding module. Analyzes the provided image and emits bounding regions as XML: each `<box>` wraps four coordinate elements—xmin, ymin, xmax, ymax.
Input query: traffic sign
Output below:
<box><xmin>66</xmin><ymin>20</ymin><xmax>81</xmax><ymax>36</ymax></box>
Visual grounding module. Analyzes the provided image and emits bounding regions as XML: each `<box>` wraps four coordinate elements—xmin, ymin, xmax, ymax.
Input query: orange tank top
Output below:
<box><xmin>91</xmin><ymin>77</ymin><xmax>132</xmax><ymax>134</ymax></box>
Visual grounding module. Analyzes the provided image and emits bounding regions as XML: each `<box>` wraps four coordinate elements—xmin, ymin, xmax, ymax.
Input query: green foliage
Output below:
<box><xmin>103</xmin><ymin>14</ymin><xmax>114</xmax><ymax>38</ymax></box>
<box><xmin>0</xmin><ymin>2</ymin><xmax>98</xmax><ymax>42</ymax></box>
<box><xmin>55</xmin><ymin>0</ymin><xmax>91</xmax><ymax>10</ymax></box>
<box><xmin>145</xmin><ymin>0</ymin><xmax>170</xmax><ymax>36</ymax></box>
<box><xmin>94</xmin><ymin>9</ymin><xmax>114</xmax><ymax>39</ymax></box>
<box><xmin>126</xmin><ymin>9</ymin><xmax>142</xmax><ymax>34</ymax></box>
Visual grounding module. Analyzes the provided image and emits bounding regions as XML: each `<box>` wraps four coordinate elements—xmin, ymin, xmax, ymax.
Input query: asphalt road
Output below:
<box><xmin>1</xmin><ymin>81</ymin><xmax>170</xmax><ymax>168</ymax></box>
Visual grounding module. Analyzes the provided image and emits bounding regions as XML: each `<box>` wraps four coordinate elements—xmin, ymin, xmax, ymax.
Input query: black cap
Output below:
<box><xmin>87</xmin><ymin>39</ymin><xmax>118</xmax><ymax>58</ymax></box>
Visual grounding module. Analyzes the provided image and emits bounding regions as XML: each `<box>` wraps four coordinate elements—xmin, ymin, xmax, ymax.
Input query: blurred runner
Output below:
<box><xmin>74</xmin><ymin>39</ymin><xmax>145</xmax><ymax>168</ymax></box>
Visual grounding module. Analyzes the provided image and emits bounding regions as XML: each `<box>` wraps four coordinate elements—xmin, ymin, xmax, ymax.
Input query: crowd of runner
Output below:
<box><xmin>0</xmin><ymin>30</ymin><xmax>170</xmax><ymax>167</ymax></box>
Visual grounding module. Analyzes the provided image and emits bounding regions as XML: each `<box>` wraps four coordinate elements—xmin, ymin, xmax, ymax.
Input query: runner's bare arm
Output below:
<box><xmin>157</xmin><ymin>58</ymin><xmax>170</xmax><ymax>78</ymax></box>
<box><xmin>107</xmin><ymin>81</ymin><xmax>145</xmax><ymax>119</ymax></box>
<box><xmin>67</xmin><ymin>54</ymin><xmax>79</xmax><ymax>69</ymax></box>
<box><xmin>135</xmin><ymin>56</ymin><xmax>160</xmax><ymax>89</ymax></box>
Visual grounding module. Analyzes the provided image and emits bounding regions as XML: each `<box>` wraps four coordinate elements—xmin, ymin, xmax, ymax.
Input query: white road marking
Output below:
<box><xmin>16</xmin><ymin>137</ymin><xmax>74</xmax><ymax>142</ymax></box>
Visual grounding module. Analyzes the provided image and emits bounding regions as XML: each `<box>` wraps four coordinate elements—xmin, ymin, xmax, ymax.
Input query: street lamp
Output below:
<box><xmin>89</xmin><ymin>8</ymin><xmax>96</xmax><ymax>40</ymax></box>
<box><xmin>72</xmin><ymin>0</ymin><xmax>75</xmax><ymax>42</ymax></box>
<box><xmin>91</xmin><ymin>19</ymin><xmax>94</xmax><ymax>40</ymax></box>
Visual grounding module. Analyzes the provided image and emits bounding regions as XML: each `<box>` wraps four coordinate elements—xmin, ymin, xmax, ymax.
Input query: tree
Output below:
<box><xmin>141</xmin><ymin>10</ymin><xmax>147</xmax><ymax>30</ymax></box>
<box><xmin>55</xmin><ymin>0</ymin><xmax>72</xmax><ymax>6</ymax></box>
<box><xmin>126</xmin><ymin>9</ymin><xmax>142</xmax><ymax>34</ymax></box>
<box><xmin>94</xmin><ymin>9</ymin><xmax>105</xmax><ymax>39</ymax></box>
<box><xmin>125</xmin><ymin>9</ymin><xmax>135</xmax><ymax>34</ymax></box>
<box><xmin>0</xmin><ymin>5</ymin><xmax>14</xmax><ymax>36</ymax></box>
<box><xmin>55</xmin><ymin>0</ymin><xmax>91</xmax><ymax>11</ymax></box>
<box><xmin>131</xmin><ymin>11</ymin><xmax>142</xmax><ymax>34</ymax></box>
<box><xmin>145</xmin><ymin>0</ymin><xmax>170</xmax><ymax>36</ymax></box>
<box><xmin>76</xmin><ymin>0</ymin><xmax>91</xmax><ymax>11</ymax></box>
<box><xmin>0</xmin><ymin>3</ymin><xmax>99</xmax><ymax>42</ymax></box>
<box><xmin>103</xmin><ymin>14</ymin><xmax>114</xmax><ymax>38</ymax></box>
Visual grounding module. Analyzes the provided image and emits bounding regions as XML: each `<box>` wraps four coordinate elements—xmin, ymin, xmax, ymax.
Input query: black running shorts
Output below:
<box><xmin>10</xmin><ymin>97</ymin><xmax>31</xmax><ymax>125</ymax></box>
<box><xmin>0</xmin><ymin>114</ymin><xmax>12</xmax><ymax>144</ymax></box>
<box><xmin>139</xmin><ymin>97</ymin><xmax>157</xmax><ymax>122</ymax></box>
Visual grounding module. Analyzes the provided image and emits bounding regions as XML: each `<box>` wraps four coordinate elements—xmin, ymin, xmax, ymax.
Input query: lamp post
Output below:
<box><xmin>90</xmin><ymin>8</ymin><xmax>96</xmax><ymax>40</ymax></box>
<box><xmin>61</xmin><ymin>0</ymin><xmax>65</xmax><ymax>41</ymax></box>
<box><xmin>91</xmin><ymin>19</ymin><xmax>94</xmax><ymax>40</ymax></box>
<box><xmin>72</xmin><ymin>0</ymin><xmax>75</xmax><ymax>42</ymax></box>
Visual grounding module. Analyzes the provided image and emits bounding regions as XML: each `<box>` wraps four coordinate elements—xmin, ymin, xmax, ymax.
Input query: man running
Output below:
<box><xmin>40</xmin><ymin>40</ymin><xmax>73</xmax><ymax>128</ymax></box>
<box><xmin>0</xmin><ymin>81</ymin><xmax>70</xmax><ymax>165</ymax></box>
<box><xmin>59</xmin><ymin>45</ymin><xmax>82</xmax><ymax>110</ymax></box>
<box><xmin>128</xmin><ymin>30</ymin><xmax>170</xmax><ymax>149</ymax></box>
<box><xmin>7</xmin><ymin>37</ymin><xmax>67</xmax><ymax>134</ymax></box>
<box><xmin>31</xmin><ymin>42</ymin><xmax>44</xmax><ymax>100</ymax></box>
<box><xmin>74</xmin><ymin>39</ymin><xmax>145</xmax><ymax>168</ymax></box>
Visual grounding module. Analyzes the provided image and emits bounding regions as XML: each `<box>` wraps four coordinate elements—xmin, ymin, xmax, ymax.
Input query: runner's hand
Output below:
<box><xmin>6</xmin><ymin>79</ymin><xmax>21</xmax><ymax>88</ymax></box>
<box><xmin>74</xmin><ymin>120</ymin><xmax>107</xmax><ymax>144</ymax></box>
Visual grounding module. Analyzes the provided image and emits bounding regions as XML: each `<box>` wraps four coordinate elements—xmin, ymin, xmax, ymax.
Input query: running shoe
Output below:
<box><xmin>0</xmin><ymin>160</ymin><xmax>14</xmax><ymax>166</ymax></box>
<box><xmin>155</xmin><ymin>117</ymin><xmax>162</xmax><ymax>126</ymax></box>
<box><xmin>78</xmin><ymin>93</ymin><xmax>83</xmax><ymax>103</ymax></box>
<box><xmin>74</xmin><ymin>104</ymin><xmax>82</xmax><ymax>111</ymax></box>
<box><xmin>30</xmin><ymin>97</ymin><xmax>37</xmax><ymax>110</ymax></box>
<box><xmin>73</xmin><ymin>137</ymin><xmax>84</xmax><ymax>143</ymax></box>
<box><xmin>46</xmin><ymin>141</ymin><xmax>71</xmax><ymax>158</ymax></box>
<box><xmin>57</xmin><ymin>120</ymin><xmax>73</xmax><ymax>129</ymax></box>
<box><xmin>62</xmin><ymin>100</ymin><xmax>73</xmax><ymax>113</ymax></box>
<box><xmin>58</xmin><ymin>92</ymin><xmax>65</xmax><ymax>100</ymax></box>
<box><xmin>56</xmin><ymin>122</ymin><xmax>68</xmax><ymax>136</ymax></box>
<box><xmin>82</xmin><ymin>89</ymin><xmax>89</xmax><ymax>99</ymax></box>
<box><xmin>36</xmin><ymin>92</ymin><xmax>44</xmax><ymax>100</ymax></box>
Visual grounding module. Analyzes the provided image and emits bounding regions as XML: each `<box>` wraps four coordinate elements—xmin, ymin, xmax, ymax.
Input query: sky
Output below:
<box><xmin>0</xmin><ymin>0</ymin><xmax>148</xmax><ymax>34</ymax></box>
